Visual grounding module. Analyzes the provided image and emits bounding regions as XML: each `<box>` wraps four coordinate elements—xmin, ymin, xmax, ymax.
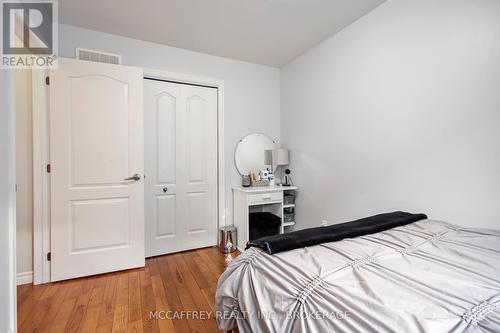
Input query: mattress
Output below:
<box><xmin>215</xmin><ymin>219</ymin><xmax>500</xmax><ymax>332</ymax></box>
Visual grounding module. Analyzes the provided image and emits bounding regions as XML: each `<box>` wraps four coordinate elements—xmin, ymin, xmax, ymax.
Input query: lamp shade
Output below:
<box><xmin>273</xmin><ymin>149</ymin><xmax>289</xmax><ymax>166</ymax></box>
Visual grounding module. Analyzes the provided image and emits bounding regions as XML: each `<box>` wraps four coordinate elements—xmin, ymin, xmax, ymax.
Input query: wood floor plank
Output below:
<box><xmin>164</xmin><ymin>255</ymin><xmax>207</xmax><ymax>333</ymax></box>
<box><xmin>37</xmin><ymin>282</ymin><xmax>72</xmax><ymax>333</ymax></box>
<box><xmin>96</xmin><ymin>273</ymin><xmax>119</xmax><ymax>332</ymax></box>
<box><xmin>150</xmin><ymin>274</ymin><xmax>176</xmax><ymax>333</ymax></box>
<box><xmin>173</xmin><ymin>254</ymin><xmax>220</xmax><ymax>332</ymax></box>
<box><xmin>36</xmin><ymin>281</ymin><xmax>71</xmax><ymax>333</ymax></box>
<box><xmin>147</xmin><ymin>257</ymin><xmax>160</xmax><ymax>277</ymax></box>
<box><xmin>128</xmin><ymin>271</ymin><xmax>142</xmax><ymax>326</ymax></box>
<box><xmin>64</xmin><ymin>277</ymin><xmax>96</xmax><ymax>332</ymax></box>
<box><xmin>200</xmin><ymin>288</ymin><xmax>217</xmax><ymax>313</ymax></box>
<box><xmin>192</xmin><ymin>256</ymin><xmax>219</xmax><ymax>289</ymax></box>
<box><xmin>181</xmin><ymin>251</ymin><xmax>209</xmax><ymax>289</ymax></box>
<box><xmin>48</xmin><ymin>278</ymin><xmax>88</xmax><ymax>333</ymax></box>
<box><xmin>18</xmin><ymin>247</ymin><xmax>239</xmax><ymax>333</ymax></box>
<box><xmin>63</xmin><ymin>278</ymin><xmax>86</xmax><ymax>300</ymax></box>
<box><xmin>196</xmin><ymin>249</ymin><xmax>227</xmax><ymax>280</ymax></box>
<box><xmin>80</xmin><ymin>276</ymin><xmax>108</xmax><ymax>333</ymax></box>
<box><xmin>19</xmin><ymin>282</ymin><xmax>66</xmax><ymax>333</ymax></box>
<box><xmin>17</xmin><ymin>284</ymin><xmax>34</xmax><ymax>310</ymax></box>
<box><xmin>49</xmin><ymin>298</ymin><xmax>77</xmax><ymax>333</ymax></box>
<box><xmin>17</xmin><ymin>283</ymin><xmax>48</xmax><ymax>326</ymax></box>
<box><xmin>80</xmin><ymin>306</ymin><xmax>102</xmax><ymax>333</ymax></box>
<box><xmin>88</xmin><ymin>277</ymin><xmax>108</xmax><ymax>308</ymax></box>
<box><xmin>128</xmin><ymin>319</ymin><xmax>144</xmax><ymax>333</ymax></box>
<box><xmin>111</xmin><ymin>305</ymin><xmax>128</xmax><ymax>333</ymax></box>
<box><xmin>111</xmin><ymin>272</ymin><xmax>130</xmax><ymax>333</ymax></box>
<box><xmin>189</xmin><ymin>253</ymin><xmax>220</xmax><ymax>312</ymax></box>
<box><xmin>138</xmin><ymin>262</ymin><xmax>160</xmax><ymax>333</ymax></box>
<box><xmin>156</xmin><ymin>256</ymin><xmax>190</xmax><ymax>333</ymax></box>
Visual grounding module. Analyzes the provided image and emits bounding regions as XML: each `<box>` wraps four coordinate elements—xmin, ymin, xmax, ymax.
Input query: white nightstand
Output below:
<box><xmin>232</xmin><ymin>185</ymin><xmax>298</xmax><ymax>251</ymax></box>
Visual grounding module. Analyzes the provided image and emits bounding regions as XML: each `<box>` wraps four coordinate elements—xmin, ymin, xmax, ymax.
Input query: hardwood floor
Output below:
<box><xmin>17</xmin><ymin>247</ymin><xmax>239</xmax><ymax>333</ymax></box>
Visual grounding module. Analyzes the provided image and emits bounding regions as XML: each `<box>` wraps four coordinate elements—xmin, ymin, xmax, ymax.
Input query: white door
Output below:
<box><xmin>50</xmin><ymin>58</ymin><xmax>144</xmax><ymax>281</ymax></box>
<box><xmin>144</xmin><ymin>79</ymin><xmax>218</xmax><ymax>256</ymax></box>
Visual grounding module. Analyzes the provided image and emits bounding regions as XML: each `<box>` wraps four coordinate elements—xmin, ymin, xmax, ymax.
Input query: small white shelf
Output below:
<box><xmin>233</xmin><ymin>186</ymin><xmax>298</xmax><ymax>248</ymax></box>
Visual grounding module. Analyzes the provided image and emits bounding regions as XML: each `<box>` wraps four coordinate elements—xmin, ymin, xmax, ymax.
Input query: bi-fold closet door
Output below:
<box><xmin>144</xmin><ymin>79</ymin><xmax>218</xmax><ymax>257</ymax></box>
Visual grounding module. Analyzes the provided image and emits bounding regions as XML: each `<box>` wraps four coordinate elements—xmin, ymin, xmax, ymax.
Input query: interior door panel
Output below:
<box><xmin>144</xmin><ymin>79</ymin><xmax>217</xmax><ymax>257</ymax></box>
<box><xmin>50</xmin><ymin>58</ymin><xmax>144</xmax><ymax>281</ymax></box>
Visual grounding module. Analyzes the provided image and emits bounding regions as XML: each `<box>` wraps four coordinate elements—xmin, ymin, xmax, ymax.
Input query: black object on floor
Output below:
<box><xmin>249</xmin><ymin>212</ymin><xmax>281</xmax><ymax>241</ymax></box>
<box><xmin>246</xmin><ymin>211</ymin><xmax>428</xmax><ymax>255</ymax></box>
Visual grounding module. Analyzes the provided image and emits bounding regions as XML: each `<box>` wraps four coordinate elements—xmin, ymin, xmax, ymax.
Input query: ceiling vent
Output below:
<box><xmin>76</xmin><ymin>48</ymin><xmax>122</xmax><ymax>65</ymax></box>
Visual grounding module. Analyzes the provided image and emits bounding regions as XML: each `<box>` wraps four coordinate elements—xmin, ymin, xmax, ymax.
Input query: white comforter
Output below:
<box><xmin>215</xmin><ymin>219</ymin><xmax>500</xmax><ymax>332</ymax></box>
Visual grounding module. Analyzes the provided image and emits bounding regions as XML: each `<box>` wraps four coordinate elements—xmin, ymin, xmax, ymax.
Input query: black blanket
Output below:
<box><xmin>246</xmin><ymin>211</ymin><xmax>428</xmax><ymax>254</ymax></box>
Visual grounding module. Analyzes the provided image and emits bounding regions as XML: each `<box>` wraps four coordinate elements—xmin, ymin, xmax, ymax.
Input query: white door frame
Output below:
<box><xmin>3</xmin><ymin>70</ymin><xmax>17</xmax><ymax>333</ymax></box>
<box><xmin>32</xmin><ymin>69</ymin><xmax>51</xmax><ymax>284</ymax></box>
<box><xmin>32</xmin><ymin>66</ymin><xmax>225</xmax><ymax>284</ymax></box>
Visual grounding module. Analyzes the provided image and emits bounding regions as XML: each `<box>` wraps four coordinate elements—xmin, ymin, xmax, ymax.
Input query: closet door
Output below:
<box><xmin>50</xmin><ymin>58</ymin><xmax>144</xmax><ymax>281</ymax></box>
<box><xmin>144</xmin><ymin>79</ymin><xmax>218</xmax><ymax>256</ymax></box>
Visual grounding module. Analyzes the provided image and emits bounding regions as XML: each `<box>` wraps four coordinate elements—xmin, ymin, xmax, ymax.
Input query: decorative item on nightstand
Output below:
<box><xmin>219</xmin><ymin>225</ymin><xmax>237</xmax><ymax>253</ymax></box>
<box><xmin>283</xmin><ymin>168</ymin><xmax>292</xmax><ymax>186</ymax></box>
<box><xmin>251</xmin><ymin>179</ymin><xmax>270</xmax><ymax>187</ymax></box>
<box><xmin>250</xmin><ymin>171</ymin><xmax>270</xmax><ymax>187</ymax></box>
<box><xmin>242</xmin><ymin>174</ymin><xmax>251</xmax><ymax>187</ymax></box>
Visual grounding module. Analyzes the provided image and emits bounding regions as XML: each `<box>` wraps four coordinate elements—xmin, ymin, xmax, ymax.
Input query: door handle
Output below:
<box><xmin>124</xmin><ymin>173</ymin><xmax>141</xmax><ymax>181</ymax></box>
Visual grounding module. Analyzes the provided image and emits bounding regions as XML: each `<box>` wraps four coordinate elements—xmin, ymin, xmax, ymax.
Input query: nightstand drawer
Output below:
<box><xmin>247</xmin><ymin>192</ymin><xmax>282</xmax><ymax>205</ymax></box>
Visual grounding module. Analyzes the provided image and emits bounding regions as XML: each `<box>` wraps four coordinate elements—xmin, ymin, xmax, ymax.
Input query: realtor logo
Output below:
<box><xmin>1</xmin><ymin>0</ymin><xmax>57</xmax><ymax>68</ymax></box>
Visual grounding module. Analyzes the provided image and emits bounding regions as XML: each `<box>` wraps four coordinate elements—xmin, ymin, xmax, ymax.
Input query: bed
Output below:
<box><xmin>215</xmin><ymin>216</ymin><xmax>500</xmax><ymax>332</ymax></box>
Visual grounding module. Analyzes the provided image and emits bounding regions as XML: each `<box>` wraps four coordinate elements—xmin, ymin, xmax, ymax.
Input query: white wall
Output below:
<box><xmin>15</xmin><ymin>24</ymin><xmax>281</xmax><ymax>274</ymax></box>
<box><xmin>0</xmin><ymin>70</ymin><xmax>17</xmax><ymax>333</ymax></box>
<box><xmin>59</xmin><ymin>24</ymin><xmax>281</xmax><ymax>228</ymax></box>
<box><xmin>16</xmin><ymin>1</ymin><xmax>500</xmax><ymax>281</ymax></box>
<box><xmin>281</xmin><ymin>0</ymin><xmax>500</xmax><ymax>229</ymax></box>
<box><xmin>15</xmin><ymin>70</ymin><xmax>33</xmax><ymax>276</ymax></box>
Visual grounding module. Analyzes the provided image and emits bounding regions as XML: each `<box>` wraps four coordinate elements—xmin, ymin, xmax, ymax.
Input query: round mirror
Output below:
<box><xmin>235</xmin><ymin>133</ymin><xmax>277</xmax><ymax>175</ymax></box>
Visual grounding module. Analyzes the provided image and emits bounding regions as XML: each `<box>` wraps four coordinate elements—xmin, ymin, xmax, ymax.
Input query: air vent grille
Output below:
<box><xmin>76</xmin><ymin>48</ymin><xmax>122</xmax><ymax>65</ymax></box>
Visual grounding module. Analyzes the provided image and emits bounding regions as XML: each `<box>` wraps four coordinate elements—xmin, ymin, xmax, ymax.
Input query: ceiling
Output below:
<box><xmin>59</xmin><ymin>0</ymin><xmax>385</xmax><ymax>67</ymax></box>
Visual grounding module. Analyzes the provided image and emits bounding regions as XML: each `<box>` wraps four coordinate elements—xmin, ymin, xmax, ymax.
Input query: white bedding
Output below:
<box><xmin>215</xmin><ymin>219</ymin><xmax>500</xmax><ymax>332</ymax></box>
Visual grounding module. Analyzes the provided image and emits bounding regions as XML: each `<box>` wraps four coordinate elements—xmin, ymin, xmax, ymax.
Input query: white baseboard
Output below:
<box><xmin>17</xmin><ymin>271</ymin><xmax>33</xmax><ymax>285</ymax></box>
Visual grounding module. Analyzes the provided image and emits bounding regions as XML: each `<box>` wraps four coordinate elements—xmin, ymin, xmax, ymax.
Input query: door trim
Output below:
<box><xmin>32</xmin><ymin>69</ymin><xmax>51</xmax><ymax>284</ymax></box>
<box><xmin>143</xmin><ymin>68</ymin><xmax>225</xmax><ymax>254</ymax></box>
<box><xmin>3</xmin><ymin>70</ymin><xmax>17</xmax><ymax>332</ymax></box>
<box><xmin>32</xmin><ymin>65</ymin><xmax>225</xmax><ymax>283</ymax></box>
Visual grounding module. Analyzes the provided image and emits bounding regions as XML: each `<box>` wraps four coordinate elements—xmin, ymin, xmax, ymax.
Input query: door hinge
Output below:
<box><xmin>46</xmin><ymin>164</ymin><xmax>51</xmax><ymax>173</ymax></box>
<box><xmin>47</xmin><ymin>252</ymin><xmax>51</xmax><ymax>261</ymax></box>
<box><xmin>45</xmin><ymin>76</ymin><xmax>50</xmax><ymax>85</ymax></box>
<box><xmin>15</xmin><ymin>184</ymin><xmax>18</xmax><ymax>192</ymax></box>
